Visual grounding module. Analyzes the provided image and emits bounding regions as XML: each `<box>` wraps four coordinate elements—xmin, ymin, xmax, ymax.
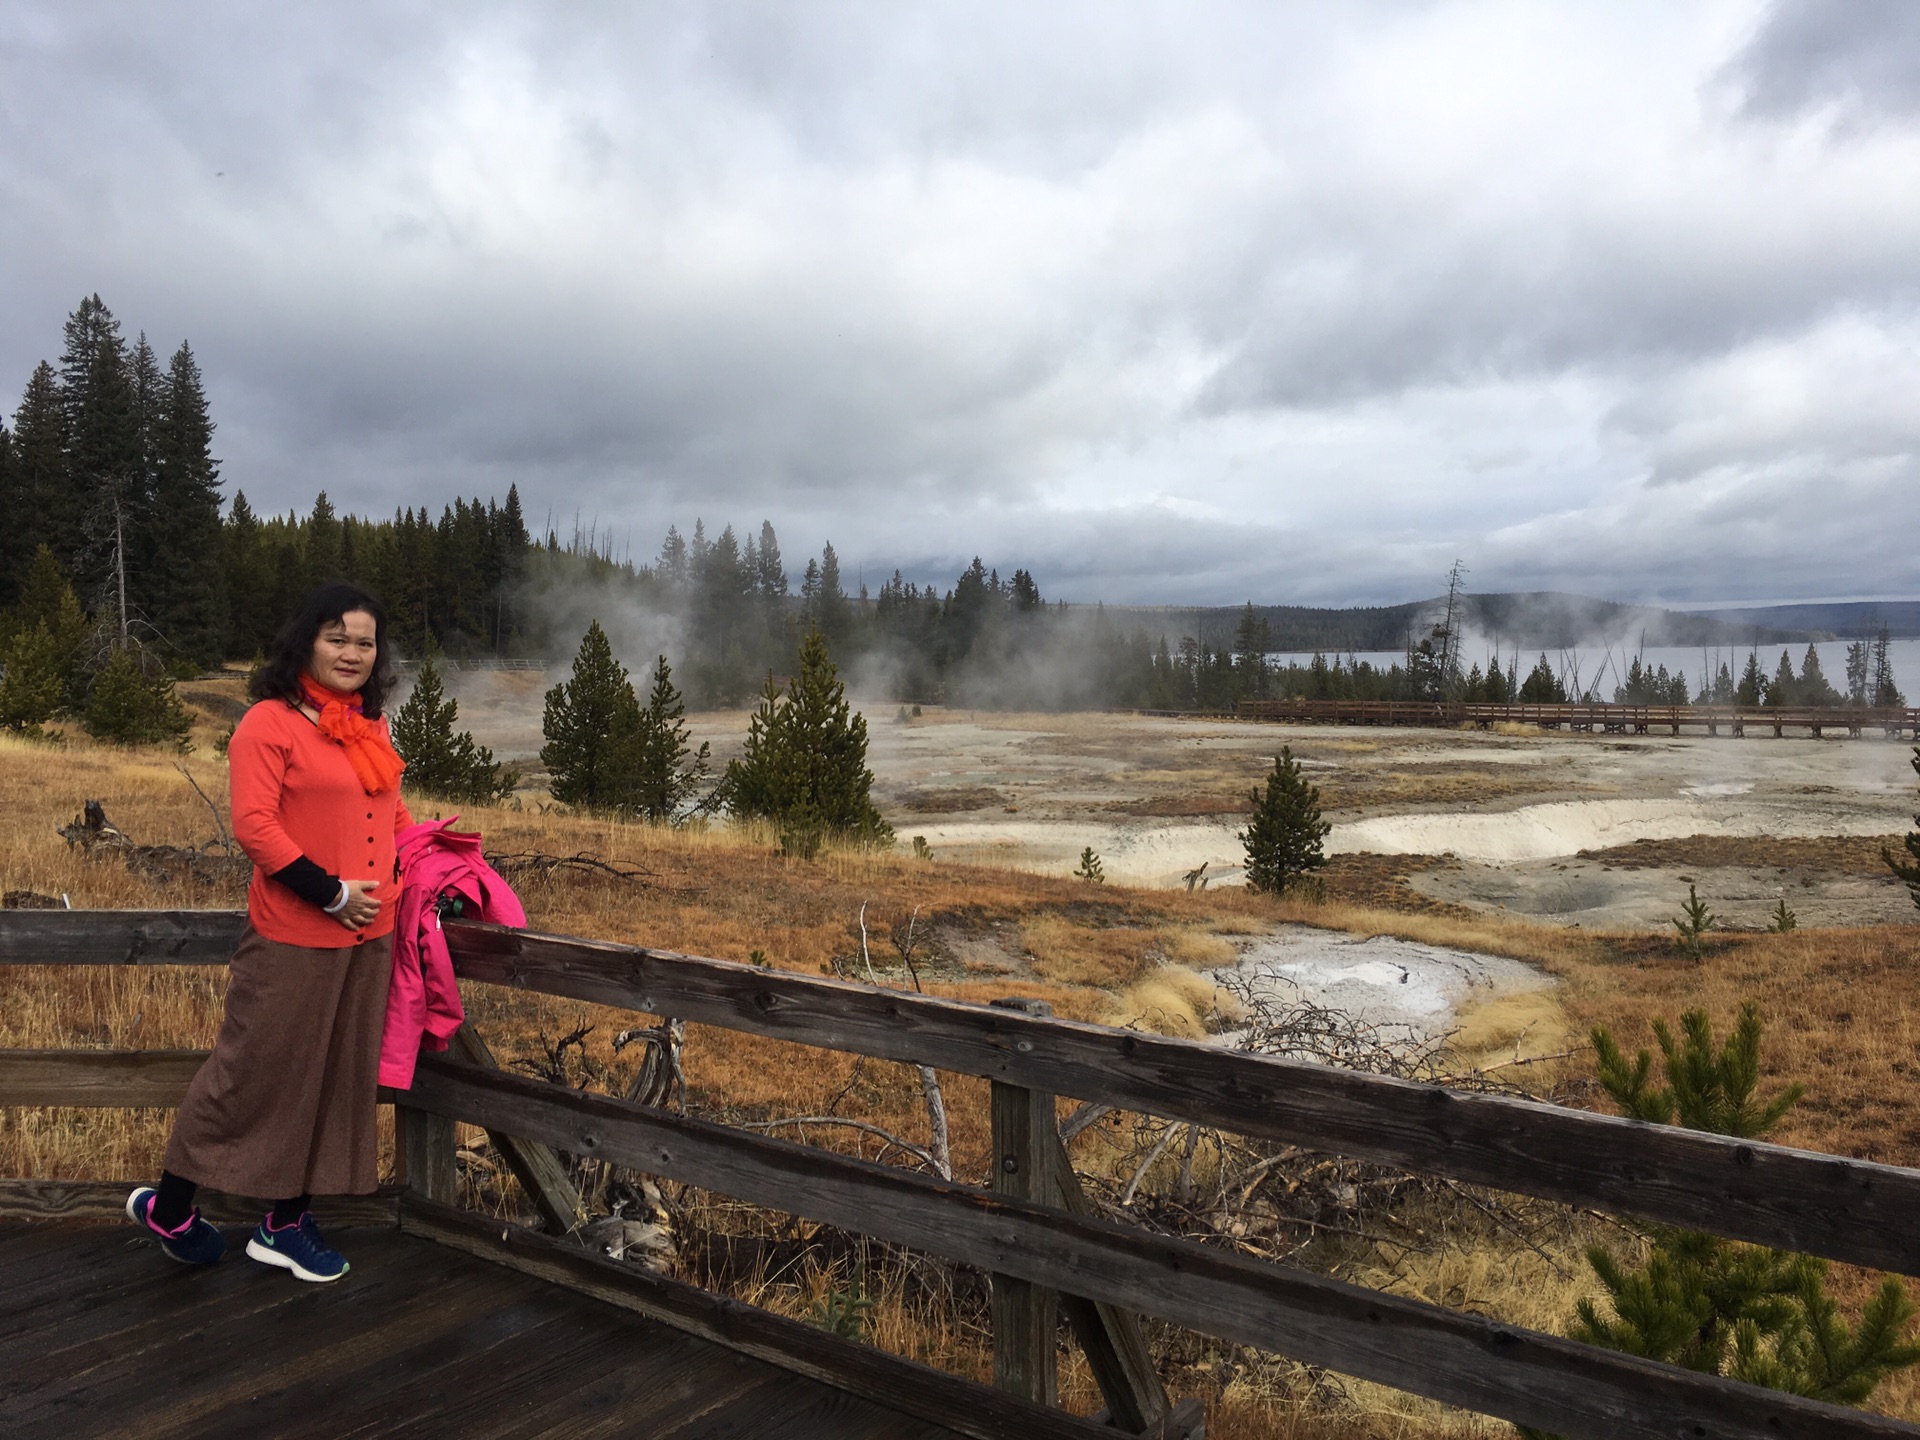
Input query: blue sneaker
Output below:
<box><xmin>126</xmin><ymin>1186</ymin><xmax>226</xmax><ymax>1266</ymax></box>
<box><xmin>245</xmin><ymin>1212</ymin><xmax>349</xmax><ymax>1283</ymax></box>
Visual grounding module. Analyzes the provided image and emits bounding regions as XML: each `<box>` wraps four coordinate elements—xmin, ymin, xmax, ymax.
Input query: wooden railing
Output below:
<box><xmin>4</xmin><ymin>909</ymin><xmax>1920</xmax><ymax>1440</ymax></box>
<box><xmin>1237</xmin><ymin>697</ymin><xmax>1920</xmax><ymax>737</ymax></box>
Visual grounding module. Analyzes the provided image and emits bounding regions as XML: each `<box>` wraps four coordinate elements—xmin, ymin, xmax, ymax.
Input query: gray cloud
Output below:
<box><xmin>1732</xmin><ymin>0</ymin><xmax>1920</xmax><ymax>123</ymax></box>
<box><xmin>3</xmin><ymin>2</ymin><xmax>1919</xmax><ymax>606</ymax></box>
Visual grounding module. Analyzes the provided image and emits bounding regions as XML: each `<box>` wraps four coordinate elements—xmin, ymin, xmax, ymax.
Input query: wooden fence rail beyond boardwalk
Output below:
<box><xmin>1233</xmin><ymin>696</ymin><xmax>1920</xmax><ymax>738</ymax></box>
<box><xmin>5</xmin><ymin>916</ymin><xmax>1920</xmax><ymax>1439</ymax></box>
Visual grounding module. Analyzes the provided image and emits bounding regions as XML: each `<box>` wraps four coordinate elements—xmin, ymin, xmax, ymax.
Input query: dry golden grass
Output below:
<box><xmin>7</xmin><ymin>714</ymin><xmax>1920</xmax><ymax>1435</ymax></box>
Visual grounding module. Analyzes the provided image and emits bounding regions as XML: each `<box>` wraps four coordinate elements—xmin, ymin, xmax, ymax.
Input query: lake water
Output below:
<box><xmin>1268</xmin><ymin>638</ymin><xmax>1920</xmax><ymax>704</ymax></box>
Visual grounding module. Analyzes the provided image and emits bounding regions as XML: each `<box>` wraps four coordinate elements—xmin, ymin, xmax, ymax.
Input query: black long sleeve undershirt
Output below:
<box><xmin>270</xmin><ymin>855</ymin><xmax>343</xmax><ymax>909</ymax></box>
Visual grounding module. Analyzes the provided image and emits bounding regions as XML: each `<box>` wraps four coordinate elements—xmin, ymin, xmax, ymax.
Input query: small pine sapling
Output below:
<box><xmin>1768</xmin><ymin>898</ymin><xmax>1797</xmax><ymax>933</ymax></box>
<box><xmin>1885</xmin><ymin>746</ymin><xmax>1920</xmax><ymax>911</ymax></box>
<box><xmin>1529</xmin><ymin>1003</ymin><xmax>1918</xmax><ymax>1435</ymax></box>
<box><xmin>1239</xmin><ymin>745</ymin><xmax>1329</xmax><ymax>896</ymax></box>
<box><xmin>910</xmin><ymin>835</ymin><xmax>933</xmax><ymax>862</ymax></box>
<box><xmin>1672</xmin><ymin>883</ymin><xmax>1717</xmax><ymax>961</ymax></box>
<box><xmin>1074</xmin><ymin>846</ymin><xmax>1105</xmax><ymax>883</ymax></box>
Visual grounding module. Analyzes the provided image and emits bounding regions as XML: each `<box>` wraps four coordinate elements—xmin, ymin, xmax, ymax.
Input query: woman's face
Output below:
<box><xmin>308</xmin><ymin>610</ymin><xmax>378</xmax><ymax>693</ymax></box>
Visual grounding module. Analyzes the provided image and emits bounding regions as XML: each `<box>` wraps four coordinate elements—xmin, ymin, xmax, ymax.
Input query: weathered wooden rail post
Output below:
<box><xmin>989</xmin><ymin>998</ymin><xmax>1201</xmax><ymax>1437</ymax></box>
<box><xmin>395</xmin><ymin>1092</ymin><xmax>458</xmax><ymax>1206</ymax></box>
<box><xmin>990</xmin><ymin>997</ymin><xmax>1059</xmax><ymax>1407</ymax></box>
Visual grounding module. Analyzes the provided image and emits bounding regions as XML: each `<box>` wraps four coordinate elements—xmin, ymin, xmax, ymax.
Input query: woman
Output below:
<box><xmin>128</xmin><ymin>583</ymin><xmax>412</xmax><ymax>1282</ymax></box>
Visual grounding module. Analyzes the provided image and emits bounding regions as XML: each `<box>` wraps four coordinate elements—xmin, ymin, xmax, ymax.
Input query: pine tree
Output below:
<box><xmin>0</xmin><ymin>422</ymin><xmax>16</xmax><ymax>610</ymax></box>
<box><xmin>8</xmin><ymin>362</ymin><xmax>66</xmax><ymax>592</ymax></box>
<box><xmin>1845</xmin><ymin>641</ymin><xmax>1871</xmax><ymax>706</ymax></box>
<box><xmin>622</xmin><ymin>655</ymin><xmax>711</xmax><ymax>822</ymax></box>
<box><xmin>144</xmin><ymin>343</ymin><xmax>226</xmax><ymax>667</ymax></box>
<box><xmin>84</xmin><ymin>647</ymin><xmax>191</xmax><ymax>748</ymax></box>
<box><xmin>1736</xmin><ymin>651</ymin><xmax>1768</xmax><ymax>706</ymax></box>
<box><xmin>1887</xmin><ymin>747</ymin><xmax>1920</xmax><ymax>912</ymax></box>
<box><xmin>306</xmin><ymin>491</ymin><xmax>343</xmax><ymax>589</ymax></box>
<box><xmin>541</xmin><ymin>621</ymin><xmax>644</xmax><ymax>810</ymax></box>
<box><xmin>1799</xmin><ymin>644</ymin><xmax>1839</xmax><ymax>707</ymax></box>
<box><xmin>1519</xmin><ymin>654</ymin><xmax>1566</xmax><ymax>703</ymax></box>
<box><xmin>1768</xmin><ymin>650</ymin><xmax>1796</xmax><ymax>708</ymax></box>
<box><xmin>222</xmin><ymin>491</ymin><xmax>275</xmax><ymax>658</ymax></box>
<box><xmin>59</xmin><ymin>296</ymin><xmax>145</xmax><ymax>611</ymax></box>
<box><xmin>392</xmin><ymin>655</ymin><xmax>517</xmax><ymax>805</ymax></box>
<box><xmin>1240</xmin><ymin>745</ymin><xmax>1330</xmax><ymax>895</ymax></box>
<box><xmin>725</xmin><ymin>629</ymin><xmax>889</xmax><ymax>857</ymax></box>
<box><xmin>1533</xmin><ymin>1005</ymin><xmax>1920</xmax><ymax>1433</ymax></box>
<box><xmin>5</xmin><ymin>545</ymin><xmax>91</xmax><ymax>711</ymax></box>
<box><xmin>1871</xmin><ymin>626</ymin><xmax>1904</xmax><ymax>708</ymax></box>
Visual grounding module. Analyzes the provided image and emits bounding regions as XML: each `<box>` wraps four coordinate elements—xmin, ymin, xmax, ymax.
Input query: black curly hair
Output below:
<box><xmin>249</xmin><ymin>583</ymin><xmax>396</xmax><ymax>719</ymax></box>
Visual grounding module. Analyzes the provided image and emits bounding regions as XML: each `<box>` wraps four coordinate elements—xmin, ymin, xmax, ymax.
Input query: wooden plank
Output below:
<box><xmin>0</xmin><ymin>909</ymin><xmax>245</xmax><ymax>965</ymax></box>
<box><xmin>0</xmin><ymin>1048</ymin><xmax>208</xmax><ymax>1107</ymax></box>
<box><xmin>396</xmin><ymin>1103</ymin><xmax>458</xmax><ymax>1205</ymax></box>
<box><xmin>7</xmin><ymin>1247</ymin><xmax>504</xmax><ymax>1435</ymax></box>
<box><xmin>0</xmin><ymin>1178</ymin><xmax>398</xmax><ymax>1226</ymax></box>
<box><xmin>401</xmin><ymin>1197</ymin><xmax>1125</xmax><ymax>1440</ymax></box>
<box><xmin>1046</xmin><ymin>1131</ymin><xmax>1178</xmax><ymax>1433</ymax></box>
<box><xmin>989</xmin><ymin>1076</ymin><xmax>1057</xmax><ymax>1406</ymax></box>
<box><xmin>439</xmin><ymin>920</ymin><xmax>1920</xmax><ymax>1277</ymax></box>
<box><xmin>444</xmin><ymin>1023</ymin><xmax>586</xmax><ymax>1234</ymax></box>
<box><xmin>400</xmin><ymin>1058</ymin><xmax>1920</xmax><ymax>1440</ymax></box>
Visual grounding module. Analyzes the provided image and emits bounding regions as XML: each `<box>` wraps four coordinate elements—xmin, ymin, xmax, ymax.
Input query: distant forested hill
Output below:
<box><xmin>1111</xmin><ymin>592</ymin><xmax>1814</xmax><ymax>653</ymax></box>
<box><xmin>1688</xmin><ymin>601</ymin><xmax>1920</xmax><ymax>639</ymax></box>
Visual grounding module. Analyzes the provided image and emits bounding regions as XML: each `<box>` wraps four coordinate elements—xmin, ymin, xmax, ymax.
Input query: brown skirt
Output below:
<box><xmin>163</xmin><ymin>925</ymin><xmax>391</xmax><ymax>1198</ymax></box>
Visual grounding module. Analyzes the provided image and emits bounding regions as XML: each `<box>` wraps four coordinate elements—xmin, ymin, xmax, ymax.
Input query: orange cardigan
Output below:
<box><xmin>229</xmin><ymin>698</ymin><xmax>414</xmax><ymax>948</ymax></box>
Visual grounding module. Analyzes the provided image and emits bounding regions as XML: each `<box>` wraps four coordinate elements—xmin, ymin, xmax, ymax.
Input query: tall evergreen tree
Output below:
<box><xmin>0</xmin><ymin>422</ymin><xmax>17</xmax><ymax>610</ymax></box>
<box><xmin>1768</xmin><ymin>650</ymin><xmax>1797</xmax><ymax>708</ymax></box>
<box><xmin>813</xmin><ymin>543</ymin><xmax>851</xmax><ymax>651</ymax></box>
<box><xmin>541</xmin><ymin>621</ymin><xmax>643</xmax><ymax>810</ymax></box>
<box><xmin>725</xmin><ymin>629</ymin><xmax>889</xmax><ymax>856</ymax></box>
<box><xmin>623</xmin><ymin>655</ymin><xmax>711</xmax><ymax>821</ymax></box>
<box><xmin>8</xmin><ymin>362</ymin><xmax>66</xmax><ymax>590</ymax></box>
<box><xmin>306</xmin><ymin>491</ymin><xmax>343</xmax><ymax>589</ymax></box>
<box><xmin>1871</xmin><ymin>626</ymin><xmax>1905</xmax><ymax>708</ymax></box>
<box><xmin>59</xmin><ymin>295</ymin><xmax>145</xmax><ymax>612</ymax></box>
<box><xmin>144</xmin><ymin>343</ymin><xmax>226</xmax><ymax>667</ymax></box>
<box><xmin>1736</xmin><ymin>651</ymin><xmax>1768</xmax><ymax>706</ymax></box>
<box><xmin>755</xmin><ymin>520</ymin><xmax>787</xmax><ymax>600</ymax></box>
<box><xmin>1519</xmin><ymin>654</ymin><xmax>1567</xmax><ymax>704</ymax></box>
<box><xmin>1799</xmin><ymin>644</ymin><xmax>1840</xmax><ymax>707</ymax></box>
<box><xmin>222</xmin><ymin>491</ymin><xmax>275</xmax><ymax>657</ymax></box>
<box><xmin>1240</xmin><ymin>745</ymin><xmax>1330</xmax><ymax>895</ymax></box>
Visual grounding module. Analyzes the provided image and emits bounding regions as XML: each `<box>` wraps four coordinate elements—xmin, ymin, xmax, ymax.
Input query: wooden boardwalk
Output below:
<box><xmin>0</xmin><ymin>1220</ymin><xmax>967</xmax><ymax>1440</ymax></box>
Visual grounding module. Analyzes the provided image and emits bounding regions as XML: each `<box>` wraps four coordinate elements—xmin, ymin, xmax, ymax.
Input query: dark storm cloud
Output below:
<box><xmin>3</xmin><ymin>3</ymin><xmax>1919</xmax><ymax>605</ymax></box>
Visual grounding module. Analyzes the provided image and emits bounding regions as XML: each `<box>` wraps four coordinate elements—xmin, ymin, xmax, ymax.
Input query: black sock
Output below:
<box><xmin>269</xmin><ymin>1194</ymin><xmax>311</xmax><ymax>1229</ymax></box>
<box><xmin>150</xmin><ymin>1170</ymin><xmax>197</xmax><ymax>1231</ymax></box>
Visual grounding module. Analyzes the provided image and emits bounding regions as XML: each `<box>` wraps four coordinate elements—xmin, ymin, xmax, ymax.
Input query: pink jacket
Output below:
<box><xmin>379</xmin><ymin>816</ymin><xmax>528</xmax><ymax>1089</ymax></box>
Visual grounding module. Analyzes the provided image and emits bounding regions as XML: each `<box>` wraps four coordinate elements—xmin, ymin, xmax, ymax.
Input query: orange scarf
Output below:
<box><xmin>300</xmin><ymin>676</ymin><xmax>406</xmax><ymax>795</ymax></box>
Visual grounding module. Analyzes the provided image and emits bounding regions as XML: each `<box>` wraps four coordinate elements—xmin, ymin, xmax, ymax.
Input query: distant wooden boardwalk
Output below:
<box><xmin>1235</xmin><ymin>697</ymin><xmax>1920</xmax><ymax>737</ymax></box>
<box><xmin>0</xmin><ymin>1219</ymin><xmax>965</xmax><ymax>1440</ymax></box>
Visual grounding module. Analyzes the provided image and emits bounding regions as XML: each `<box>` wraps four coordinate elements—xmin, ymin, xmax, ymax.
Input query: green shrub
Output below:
<box><xmin>85</xmin><ymin>648</ymin><xmax>191</xmax><ymax>749</ymax></box>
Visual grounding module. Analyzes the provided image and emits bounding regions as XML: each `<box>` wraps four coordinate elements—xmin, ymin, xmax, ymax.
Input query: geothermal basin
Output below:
<box><xmin>442</xmin><ymin>670</ymin><xmax>1917</xmax><ymax>932</ymax></box>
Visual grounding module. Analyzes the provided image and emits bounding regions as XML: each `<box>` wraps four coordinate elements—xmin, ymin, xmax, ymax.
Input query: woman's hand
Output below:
<box><xmin>335</xmin><ymin>879</ymin><xmax>383</xmax><ymax>930</ymax></box>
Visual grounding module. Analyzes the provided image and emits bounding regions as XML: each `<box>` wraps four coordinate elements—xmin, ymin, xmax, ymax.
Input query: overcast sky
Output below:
<box><xmin>4</xmin><ymin>2</ymin><xmax>1918</xmax><ymax>606</ymax></box>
